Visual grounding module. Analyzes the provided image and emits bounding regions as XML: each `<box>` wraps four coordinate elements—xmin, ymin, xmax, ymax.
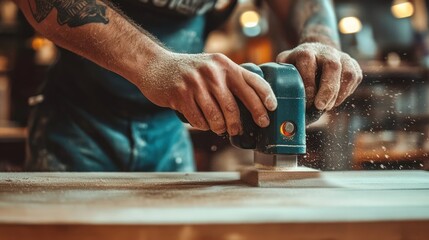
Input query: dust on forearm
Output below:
<box><xmin>287</xmin><ymin>0</ymin><xmax>340</xmax><ymax>49</ymax></box>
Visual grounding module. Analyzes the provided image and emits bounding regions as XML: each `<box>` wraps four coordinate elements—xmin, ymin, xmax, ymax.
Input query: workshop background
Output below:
<box><xmin>0</xmin><ymin>0</ymin><xmax>428</xmax><ymax>172</ymax></box>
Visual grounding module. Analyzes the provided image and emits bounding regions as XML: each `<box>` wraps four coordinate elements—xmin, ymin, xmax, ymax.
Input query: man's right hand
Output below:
<box><xmin>134</xmin><ymin>51</ymin><xmax>278</xmax><ymax>136</ymax></box>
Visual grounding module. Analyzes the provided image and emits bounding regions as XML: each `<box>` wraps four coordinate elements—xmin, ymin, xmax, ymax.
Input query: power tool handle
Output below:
<box><xmin>229</xmin><ymin>63</ymin><xmax>264</xmax><ymax>149</ymax></box>
<box><xmin>305</xmin><ymin>68</ymin><xmax>324</xmax><ymax>125</ymax></box>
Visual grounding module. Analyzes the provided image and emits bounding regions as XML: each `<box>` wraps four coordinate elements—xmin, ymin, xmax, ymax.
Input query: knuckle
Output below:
<box><xmin>324</xmin><ymin>84</ymin><xmax>337</xmax><ymax>96</ymax></box>
<box><xmin>183</xmin><ymin>69</ymin><xmax>198</xmax><ymax>80</ymax></box>
<box><xmin>198</xmin><ymin>62</ymin><xmax>213</xmax><ymax>73</ymax></box>
<box><xmin>183</xmin><ymin>71</ymin><xmax>201</xmax><ymax>87</ymax></box>
<box><xmin>211</xmin><ymin>53</ymin><xmax>229</xmax><ymax>64</ymax></box>
<box><xmin>342</xmin><ymin>70</ymin><xmax>356</xmax><ymax>81</ymax></box>
<box><xmin>211</xmin><ymin>77</ymin><xmax>225</xmax><ymax>88</ymax></box>
<box><xmin>324</xmin><ymin>59</ymin><xmax>341</xmax><ymax>71</ymax></box>
<box><xmin>176</xmin><ymin>85</ymin><xmax>190</xmax><ymax>98</ymax></box>
<box><xmin>296</xmin><ymin>50</ymin><xmax>313</xmax><ymax>62</ymax></box>
<box><xmin>276</xmin><ymin>51</ymin><xmax>289</xmax><ymax>62</ymax></box>
<box><xmin>198</xmin><ymin>66</ymin><xmax>218</xmax><ymax>83</ymax></box>
<box><xmin>205</xmin><ymin>107</ymin><xmax>225</xmax><ymax>133</ymax></box>
<box><xmin>207</xmin><ymin>106</ymin><xmax>222</xmax><ymax>122</ymax></box>
<box><xmin>225</xmin><ymin>101</ymin><xmax>238</xmax><ymax>113</ymax></box>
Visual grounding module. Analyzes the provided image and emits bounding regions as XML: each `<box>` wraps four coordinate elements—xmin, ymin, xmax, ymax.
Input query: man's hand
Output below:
<box><xmin>277</xmin><ymin>42</ymin><xmax>362</xmax><ymax>110</ymax></box>
<box><xmin>134</xmin><ymin>51</ymin><xmax>277</xmax><ymax>136</ymax></box>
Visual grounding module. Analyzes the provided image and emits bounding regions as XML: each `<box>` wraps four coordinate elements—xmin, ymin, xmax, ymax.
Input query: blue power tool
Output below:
<box><xmin>177</xmin><ymin>62</ymin><xmax>322</xmax><ymax>169</ymax></box>
<box><xmin>231</xmin><ymin>62</ymin><xmax>322</xmax><ymax>169</ymax></box>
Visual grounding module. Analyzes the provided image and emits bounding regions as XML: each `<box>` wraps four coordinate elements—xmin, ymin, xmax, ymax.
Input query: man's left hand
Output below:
<box><xmin>277</xmin><ymin>42</ymin><xmax>363</xmax><ymax>110</ymax></box>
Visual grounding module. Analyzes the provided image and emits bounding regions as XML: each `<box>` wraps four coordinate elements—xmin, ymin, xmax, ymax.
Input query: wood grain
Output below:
<box><xmin>0</xmin><ymin>171</ymin><xmax>428</xmax><ymax>240</ymax></box>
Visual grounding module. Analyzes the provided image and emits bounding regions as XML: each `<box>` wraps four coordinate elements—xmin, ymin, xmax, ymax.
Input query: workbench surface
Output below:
<box><xmin>0</xmin><ymin>171</ymin><xmax>428</xmax><ymax>240</ymax></box>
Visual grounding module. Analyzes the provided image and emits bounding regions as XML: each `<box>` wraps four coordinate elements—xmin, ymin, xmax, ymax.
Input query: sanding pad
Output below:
<box><xmin>240</xmin><ymin>166</ymin><xmax>321</xmax><ymax>187</ymax></box>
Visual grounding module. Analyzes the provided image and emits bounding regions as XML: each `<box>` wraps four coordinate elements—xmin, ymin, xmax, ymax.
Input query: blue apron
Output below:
<box><xmin>26</xmin><ymin>0</ymin><xmax>223</xmax><ymax>171</ymax></box>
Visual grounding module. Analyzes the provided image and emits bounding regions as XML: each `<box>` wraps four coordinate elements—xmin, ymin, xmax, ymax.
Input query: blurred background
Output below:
<box><xmin>1</xmin><ymin>0</ymin><xmax>429</xmax><ymax>172</ymax></box>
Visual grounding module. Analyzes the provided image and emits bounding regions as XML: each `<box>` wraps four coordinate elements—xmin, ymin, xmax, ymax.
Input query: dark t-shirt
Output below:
<box><xmin>45</xmin><ymin>0</ymin><xmax>218</xmax><ymax>117</ymax></box>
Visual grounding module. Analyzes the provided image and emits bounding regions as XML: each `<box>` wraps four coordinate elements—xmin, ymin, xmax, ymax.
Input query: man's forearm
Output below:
<box><xmin>270</xmin><ymin>0</ymin><xmax>340</xmax><ymax>49</ymax></box>
<box><xmin>293</xmin><ymin>0</ymin><xmax>340</xmax><ymax>48</ymax></box>
<box><xmin>14</xmin><ymin>0</ymin><xmax>166</xmax><ymax>82</ymax></box>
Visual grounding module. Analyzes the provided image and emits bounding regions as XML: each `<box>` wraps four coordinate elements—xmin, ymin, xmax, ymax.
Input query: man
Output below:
<box><xmin>13</xmin><ymin>0</ymin><xmax>362</xmax><ymax>171</ymax></box>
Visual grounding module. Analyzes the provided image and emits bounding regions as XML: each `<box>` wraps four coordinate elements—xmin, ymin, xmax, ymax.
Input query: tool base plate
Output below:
<box><xmin>240</xmin><ymin>166</ymin><xmax>321</xmax><ymax>187</ymax></box>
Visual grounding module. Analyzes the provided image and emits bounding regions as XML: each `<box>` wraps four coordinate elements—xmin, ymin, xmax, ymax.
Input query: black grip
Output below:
<box><xmin>229</xmin><ymin>63</ymin><xmax>265</xmax><ymax>149</ymax></box>
<box><xmin>305</xmin><ymin>68</ymin><xmax>324</xmax><ymax>125</ymax></box>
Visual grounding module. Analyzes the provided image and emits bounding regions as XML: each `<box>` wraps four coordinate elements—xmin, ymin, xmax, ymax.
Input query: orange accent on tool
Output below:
<box><xmin>280</xmin><ymin>121</ymin><xmax>295</xmax><ymax>137</ymax></box>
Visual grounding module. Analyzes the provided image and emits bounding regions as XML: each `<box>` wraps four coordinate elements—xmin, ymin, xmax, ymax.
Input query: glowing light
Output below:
<box><xmin>240</xmin><ymin>11</ymin><xmax>260</xmax><ymax>28</ymax></box>
<box><xmin>30</xmin><ymin>36</ymin><xmax>57</xmax><ymax>65</ymax></box>
<box><xmin>338</xmin><ymin>16</ymin><xmax>362</xmax><ymax>34</ymax></box>
<box><xmin>391</xmin><ymin>0</ymin><xmax>414</xmax><ymax>18</ymax></box>
<box><xmin>31</xmin><ymin>37</ymin><xmax>53</xmax><ymax>51</ymax></box>
<box><xmin>31</xmin><ymin>37</ymin><xmax>46</xmax><ymax>50</ymax></box>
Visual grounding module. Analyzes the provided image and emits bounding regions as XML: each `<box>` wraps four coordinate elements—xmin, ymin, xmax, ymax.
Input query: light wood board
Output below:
<box><xmin>240</xmin><ymin>166</ymin><xmax>321</xmax><ymax>187</ymax></box>
<box><xmin>0</xmin><ymin>171</ymin><xmax>428</xmax><ymax>240</ymax></box>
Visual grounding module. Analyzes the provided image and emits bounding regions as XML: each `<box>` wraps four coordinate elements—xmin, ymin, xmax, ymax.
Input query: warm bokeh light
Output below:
<box><xmin>338</xmin><ymin>16</ymin><xmax>362</xmax><ymax>34</ymax></box>
<box><xmin>31</xmin><ymin>37</ymin><xmax>49</xmax><ymax>50</ymax></box>
<box><xmin>30</xmin><ymin>36</ymin><xmax>57</xmax><ymax>65</ymax></box>
<box><xmin>239</xmin><ymin>10</ymin><xmax>260</xmax><ymax>28</ymax></box>
<box><xmin>391</xmin><ymin>0</ymin><xmax>414</xmax><ymax>18</ymax></box>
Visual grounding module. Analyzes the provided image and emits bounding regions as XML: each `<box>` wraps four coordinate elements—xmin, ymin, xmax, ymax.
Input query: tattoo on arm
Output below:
<box><xmin>28</xmin><ymin>0</ymin><xmax>109</xmax><ymax>27</ymax></box>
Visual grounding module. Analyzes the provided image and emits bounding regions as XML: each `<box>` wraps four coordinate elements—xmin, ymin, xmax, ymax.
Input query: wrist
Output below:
<box><xmin>121</xmin><ymin>42</ymin><xmax>170</xmax><ymax>84</ymax></box>
<box><xmin>299</xmin><ymin>25</ymin><xmax>341</xmax><ymax>49</ymax></box>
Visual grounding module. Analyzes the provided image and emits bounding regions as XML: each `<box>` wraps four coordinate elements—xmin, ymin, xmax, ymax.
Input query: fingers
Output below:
<box><xmin>349</xmin><ymin>58</ymin><xmax>363</xmax><ymax>95</ymax></box>
<box><xmin>159</xmin><ymin>53</ymin><xmax>274</xmax><ymax>135</ymax></box>
<box><xmin>167</xmin><ymin>71</ymin><xmax>209</xmax><ymax>130</ymax></box>
<box><xmin>334</xmin><ymin>57</ymin><xmax>362</xmax><ymax>107</ymax></box>
<box><xmin>197</xmin><ymin>59</ymin><xmax>241</xmax><ymax>136</ymax></box>
<box><xmin>241</xmin><ymin>66</ymin><xmax>277</xmax><ymax>111</ymax></box>
<box><xmin>277</xmin><ymin>43</ymin><xmax>363</xmax><ymax>111</ymax></box>
<box><xmin>229</xmin><ymin>68</ymin><xmax>272</xmax><ymax>128</ymax></box>
<box><xmin>195</xmin><ymin>90</ymin><xmax>227</xmax><ymax>135</ymax></box>
<box><xmin>315</xmin><ymin>55</ymin><xmax>342</xmax><ymax>110</ymax></box>
<box><xmin>213</xmin><ymin>89</ymin><xmax>242</xmax><ymax>136</ymax></box>
<box><xmin>196</xmin><ymin>85</ymin><xmax>243</xmax><ymax>136</ymax></box>
<box><xmin>178</xmin><ymin>98</ymin><xmax>210</xmax><ymax>131</ymax></box>
<box><xmin>281</xmin><ymin>49</ymin><xmax>318</xmax><ymax>107</ymax></box>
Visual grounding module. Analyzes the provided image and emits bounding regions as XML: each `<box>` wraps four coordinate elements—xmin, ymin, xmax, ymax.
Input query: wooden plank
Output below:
<box><xmin>0</xmin><ymin>171</ymin><xmax>428</xmax><ymax>239</ymax></box>
<box><xmin>1</xmin><ymin>221</ymin><xmax>428</xmax><ymax>240</ymax></box>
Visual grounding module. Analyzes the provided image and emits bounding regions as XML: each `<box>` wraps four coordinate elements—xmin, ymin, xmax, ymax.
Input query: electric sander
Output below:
<box><xmin>234</xmin><ymin>62</ymin><xmax>323</xmax><ymax>187</ymax></box>
<box><xmin>177</xmin><ymin>62</ymin><xmax>323</xmax><ymax>187</ymax></box>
